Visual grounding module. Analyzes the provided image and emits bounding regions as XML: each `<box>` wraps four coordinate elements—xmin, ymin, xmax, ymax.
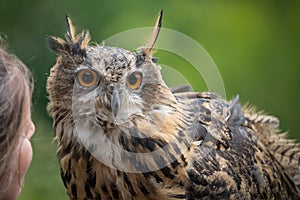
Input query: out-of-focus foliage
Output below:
<box><xmin>0</xmin><ymin>0</ymin><xmax>299</xmax><ymax>199</ymax></box>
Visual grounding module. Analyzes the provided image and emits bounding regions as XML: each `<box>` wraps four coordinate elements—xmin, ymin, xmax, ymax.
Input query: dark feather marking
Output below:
<box><xmin>138</xmin><ymin>182</ymin><xmax>150</xmax><ymax>196</ymax></box>
<box><xmin>72</xmin><ymin>149</ymin><xmax>81</xmax><ymax>162</ymax></box>
<box><xmin>71</xmin><ymin>184</ymin><xmax>78</xmax><ymax>199</ymax></box>
<box><xmin>84</xmin><ymin>182</ymin><xmax>93</xmax><ymax>199</ymax></box>
<box><xmin>194</xmin><ymin>124</ymin><xmax>207</xmax><ymax>141</ymax></box>
<box><xmin>211</xmin><ymin>177</ymin><xmax>230</xmax><ymax>198</ymax></box>
<box><xmin>60</xmin><ymin>168</ymin><xmax>68</xmax><ymax>188</ymax></box>
<box><xmin>57</xmin><ymin>141</ymin><xmax>72</xmax><ymax>159</ymax></box>
<box><xmin>101</xmin><ymin>184</ymin><xmax>108</xmax><ymax>193</ymax></box>
<box><xmin>181</xmin><ymin>155</ymin><xmax>188</xmax><ymax>167</ymax></box>
<box><xmin>155</xmin><ymin>138</ymin><xmax>167</xmax><ymax>148</ymax></box>
<box><xmin>170</xmin><ymin>158</ymin><xmax>180</xmax><ymax>169</ymax></box>
<box><xmin>95</xmin><ymin>193</ymin><xmax>102</xmax><ymax>200</ymax></box>
<box><xmin>135</xmin><ymin>54</ymin><xmax>145</xmax><ymax>67</ymax></box>
<box><xmin>288</xmin><ymin>150</ymin><xmax>298</xmax><ymax>164</ymax></box>
<box><xmin>178</xmin><ymin>130</ymin><xmax>185</xmax><ymax>137</ymax></box>
<box><xmin>164</xmin><ymin>143</ymin><xmax>181</xmax><ymax>169</ymax></box>
<box><xmin>119</xmin><ymin>134</ymin><xmax>130</xmax><ymax>151</ymax></box>
<box><xmin>131</xmin><ymin>137</ymin><xmax>156</xmax><ymax>152</ymax></box>
<box><xmin>226</xmin><ymin>164</ymin><xmax>241</xmax><ymax>190</ymax></box>
<box><xmin>193</xmin><ymin>155</ymin><xmax>219</xmax><ymax>175</ymax></box>
<box><xmin>123</xmin><ymin>173</ymin><xmax>136</xmax><ymax>196</ymax></box>
<box><xmin>272</xmin><ymin>144</ymin><xmax>282</xmax><ymax>153</ymax></box>
<box><xmin>169</xmin><ymin>194</ymin><xmax>186</xmax><ymax>199</ymax></box>
<box><xmin>251</xmin><ymin>165</ymin><xmax>264</xmax><ymax>185</ymax></box>
<box><xmin>280</xmin><ymin>146</ymin><xmax>294</xmax><ymax>157</ymax></box>
<box><xmin>81</xmin><ymin>149</ymin><xmax>91</xmax><ymax>162</ymax></box>
<box><xmin>177</xmin><ymin>124</ymin><xmax>188</xmax><ymax>132</ymax></box>
<box><xmin>187</xmin><ymin>185</ymin><xmax>209</xmax><ymax>199</ymax></box>
<box><xmin>161</xmin><ymin>166</ymin><xmax>175</xmax><ymax>179</ymax></box>
<box><xmin>200</xmin><ymin>115</ymin><xmax>211</xmax><ymax>125</ymax></box>
<box><xmin>188</xmin><ymin>169</ymin><xmax>208</xmax><ymax>186</ymax></box>
<box><xmin>54</xmin><ymin>110</ymin><xmax>68</xmax><ymax>126</ymax></box>
<box><xmin>153</xmin><ymin>173</ymin><xmax>164</xmax><ymax>183</ymax></box>
<box><xmin>86</xmin><ymin>172</ymin><xmax>96</xmax><ymax>189</ymax></box>
<box><xmin>53</xmin><ymin>117</ymin><xmax>64</xmax><ymax>134</ymax></box>
<box><xmin>86</xmin><ymin>158</ymin><xmax>93</xmax><ymax>174</ymax></box>
<box><xmin>110</xmin><ymin>183</ymin><xmax>120</xmax><ymax>199</ymax></box>
<box><xmin>284</xmin><ymin>172</ymin><xmax>299</xmax><ymax>193</ymax></box>
<box><xmin>61</xmin><ymin>159</ymin><xmax>72</xmax><ymax>187</ymax></box>
<box><xmin>179</xmin><ymin>181</ymin><xmax>184</xmax><ymax>186</ymax></box>
<box><xmin>56</xmin><ymin>123</ymin><xmax>64</xmax><ymax>139</ymax></box>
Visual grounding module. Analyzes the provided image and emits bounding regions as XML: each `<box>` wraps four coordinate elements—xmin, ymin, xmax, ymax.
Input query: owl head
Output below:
<box><xmin>46</xmin><ymin>11</ymin><xmax>178</xmax><ymax>125</ymax></box>
<box><xmin>47</xmin><ymin>12</ymin><xmax>196</xmax><ymax>172</ymax></box>
<box><xmin>46</xmin><ymin>11</ymin><xmax>189</xmax><ymax>136</ymax></box>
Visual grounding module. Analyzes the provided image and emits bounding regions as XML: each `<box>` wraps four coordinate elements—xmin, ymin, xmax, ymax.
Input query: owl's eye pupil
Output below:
<box><xmin>128</xmin><ymin>74</ymin><xmax>137</xmax><ymax>85</ymax></box>
<box><xmin>82</xmin><ymin>72</ymin><xmax>94</xmax><ymax>84</ymax></box>
<box><xmin>77</xmin><ymin>68</ymin><xmax>98</xmax><ymax>87</ymax></box>
<box><xmin>126</xmin><ymin>71</ymin><xmax>142</xmax><ymax>90</ymax></box>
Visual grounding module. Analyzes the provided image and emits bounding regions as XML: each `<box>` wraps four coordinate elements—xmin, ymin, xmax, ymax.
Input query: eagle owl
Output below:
<box><xmin>46</xmin><ymin>12</ymin><xmax>300</xmax><ymax>199</ymax></box>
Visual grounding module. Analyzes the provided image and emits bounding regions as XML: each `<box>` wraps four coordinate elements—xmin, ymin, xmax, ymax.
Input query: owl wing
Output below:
<box><xmin>243</xmin><ymin>107</ymin><xmax>300</xmax><ymax>185</ymax></box>
<box><xmin>175</xmin><ymin>92</ymin><xmax>300</xmax><ymax>199</ymax></box>
<box><xmin>175</xmin><ymin>92</ymin><xmax>238</xmax><ymax>150</ymax></box>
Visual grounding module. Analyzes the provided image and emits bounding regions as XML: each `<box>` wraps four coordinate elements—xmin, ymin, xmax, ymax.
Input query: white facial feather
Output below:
<box><xmin>114</xmin><ymin>90</ymin><xmax>144</xmax><ymax>125</ymax></box>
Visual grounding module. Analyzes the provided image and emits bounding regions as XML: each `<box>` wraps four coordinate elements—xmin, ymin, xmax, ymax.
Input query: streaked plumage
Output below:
<box><xmin>46</xmin><ymin>12</ymin><xmax>300</xmax><ymax>199</ymax></box>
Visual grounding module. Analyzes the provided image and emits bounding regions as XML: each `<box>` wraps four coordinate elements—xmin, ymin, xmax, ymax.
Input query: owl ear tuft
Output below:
<box><xmin>139</xmin><ymin>10</ymin><xmax>163</xmax><ymax>58</ymax></box>
<box><xmin>65</xmin><ymin>14</ymin><xmax>76</xmax><ymax>42</ymax></box>
<box><xmin>46</xmin><ymin>15</ymin><xmax>90</xmax><ymax>55</ymax></box>
<box><xmin>46</xmin><ymin>35</ymin><xmax>65</xmax><ymax>53</ymax></box>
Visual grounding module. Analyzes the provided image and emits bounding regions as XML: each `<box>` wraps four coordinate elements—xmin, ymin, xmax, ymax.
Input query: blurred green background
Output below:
<box><xmin>0</xmin><ymin>0</ymin><xmax>299</xmax><ymax>199</ymax></box>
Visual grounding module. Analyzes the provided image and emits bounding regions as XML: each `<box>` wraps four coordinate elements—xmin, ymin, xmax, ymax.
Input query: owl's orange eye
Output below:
<box><xmin>126</xmin><ymin>71</ymin><xmax>143</xmax><ymax>90</ymax></box>
<box><xmin>77</xmin><ymin>68</ymin><xmax>99</xmax><ymax>87</ymax></box>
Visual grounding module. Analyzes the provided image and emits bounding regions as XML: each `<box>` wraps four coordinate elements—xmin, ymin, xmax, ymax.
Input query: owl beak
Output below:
<box><xmin>111</xmin><ymin>86</ymin><xmax>120</xmax><ymax>118</ymax></box>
